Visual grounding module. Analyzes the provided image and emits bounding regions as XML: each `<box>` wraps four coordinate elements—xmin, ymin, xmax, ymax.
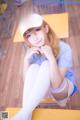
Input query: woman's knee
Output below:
<box><xmin>50</xmin><ymin>79</ymin><xmax>74</xmax><ymax>107</ymax></box>
<box><xmin>51</xmin><ymin>78</ymin><xmax>69</xmax><ymax>100</ymax></box>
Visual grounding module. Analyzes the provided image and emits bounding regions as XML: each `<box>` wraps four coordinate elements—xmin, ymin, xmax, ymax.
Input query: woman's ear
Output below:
<box><xmin>44</xmin><ymin>25</ymin><xmax>49</xmax><ymax>33</ymax></box>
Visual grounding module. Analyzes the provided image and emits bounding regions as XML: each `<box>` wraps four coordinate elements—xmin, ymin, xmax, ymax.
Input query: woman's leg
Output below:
<box><xmin>21</xmin><ymin>61</ymin><xmax>51</xmax><ymax>118</ymax></box>
<box><xmin>51</xmin><ymin>78</ymin><xmax>74</xmax><ymax>107</ymax></box>
<box><xmin>22</xmin><ymin>64</ymin><xmax>40</xmax><ymax>107</ymax></box>
<box><xmin>10</xmin><ymin>64</ymin><xmax>40</xmax><ymax>120</ymax></box>
<box><xmin>23</xmin><ymin>63</ymin><xmax>41</xmax><ymax>120</ymax></box>
<box><xmin>11</xmin><ymin>61</ymin><xmax>51</xmax><ymax>120</ymax></box>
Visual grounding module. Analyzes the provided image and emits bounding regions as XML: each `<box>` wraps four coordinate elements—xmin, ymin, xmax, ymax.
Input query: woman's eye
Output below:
<box><xmin>26</xmin><ymin>34</ymin><xmax>31</xmax><ymax>38</ymax></box>
<box><xmin>35</xmin><ymin>27</ymin><xmax>41</xmax><ymax>32</ymax></box>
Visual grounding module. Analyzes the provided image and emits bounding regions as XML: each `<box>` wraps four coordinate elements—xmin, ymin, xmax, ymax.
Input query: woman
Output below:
<box><xmin>11</xmin><ymin>13</ymin><xmax>78</xmax><ymax>120</ymax></box>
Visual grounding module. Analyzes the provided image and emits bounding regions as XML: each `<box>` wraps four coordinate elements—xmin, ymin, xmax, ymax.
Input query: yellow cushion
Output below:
<box><xmin>43</xmin><ymin>13</ymin><xmax>69</xmax><ymax>38</ymax></box>
<box><xmin>41</xmin><ymin>98</ymin><xmax>56</xmax><ymax>103</ymax></box>
<box><xmin>13</xmin><ymin>13</ymin><xmax>69</xmax><ymax>42</ymax></box>
<box><xmin>5</xmin><ymin>108</ymin><xmax>80</xmax><ymax>120</ymax></box>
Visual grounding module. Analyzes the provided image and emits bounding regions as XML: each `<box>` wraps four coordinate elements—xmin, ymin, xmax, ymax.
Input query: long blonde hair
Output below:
<box><xmin>43</xmin><ymin>21</ymin><xmax>60</xmax><ymax>59</ymax></box>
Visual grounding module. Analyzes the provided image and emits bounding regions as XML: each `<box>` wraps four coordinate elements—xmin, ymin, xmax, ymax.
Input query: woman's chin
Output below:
<box><xmin>32</xmin><ymin>42</ymin><xmax>45</xmax><ymax>47</ymax></box>
<box><xmin>38</xmin><ymin>43</ymin><xmax>45</xmax><ymax>47</ymax></box>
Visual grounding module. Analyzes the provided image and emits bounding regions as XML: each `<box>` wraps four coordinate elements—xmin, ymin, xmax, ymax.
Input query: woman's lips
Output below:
<box><xmin>36</xmin><ymin>40</ymin><xmax>44</xmax><ymax>44</ymax></box>
<box><xmin>37</xmin><ymin>41</ymin><xmax>41</xmax><ymax>44</ymax></box>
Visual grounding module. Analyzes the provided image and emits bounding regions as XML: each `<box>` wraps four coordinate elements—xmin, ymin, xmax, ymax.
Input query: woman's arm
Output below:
<box><xmin>41</xmin><ymin>45</ymin><xmax>68</xmax><ymax>89</ymax></box>
<box><xmin>40</xmin><ymin>45</ymin><xmax>74</xmax><ymax>104</ymax></box>
<box><xmin>48</xmin><ymin>55</ymin><xmax>68</xmax><ymax>88</ymax></box>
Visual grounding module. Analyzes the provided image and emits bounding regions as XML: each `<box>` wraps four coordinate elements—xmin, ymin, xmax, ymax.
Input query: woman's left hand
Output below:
<box><xmin>40</xmin><ymin>45</ymin><xmax>55</xmax><ymax>61</ymax></box>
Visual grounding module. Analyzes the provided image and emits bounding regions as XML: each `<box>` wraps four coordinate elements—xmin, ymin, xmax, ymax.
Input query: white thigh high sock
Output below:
<box><xmin>22</xmin><ymin>64</ymin><xmax>40</xmax><ymax>107</ymax></box>
<box><xmin>22</xmin><ymin>61</ymin><xmax>51</xmax><ymax>113</ymax></box>
<box><xmin>11</xmin><ymin>61</ymin><xmax>51</xmax><ymax>120</ymax></box>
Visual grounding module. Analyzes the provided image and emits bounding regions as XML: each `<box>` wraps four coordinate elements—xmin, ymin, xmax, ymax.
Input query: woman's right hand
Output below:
<box><xmin>25</xmin><ymin>47</ymin><xmax>40</xmax><ymax>60</ymax></box>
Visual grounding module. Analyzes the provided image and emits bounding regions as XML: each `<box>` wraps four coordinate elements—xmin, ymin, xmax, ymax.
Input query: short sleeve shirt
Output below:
<box><xmin>58</xmin><ymin>41</ymin><xmax>73</xmax><ymax>68</ymax></box>
<box><xmin>57</xmin><ymin>41</ymin><xmax>74</xmax><ymax>83</ymax></box>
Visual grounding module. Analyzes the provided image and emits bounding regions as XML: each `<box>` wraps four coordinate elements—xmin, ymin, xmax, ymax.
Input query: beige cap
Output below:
<box><xmin>19</xmin><ymin>13</ymin><xmax>43</xmax><ymax>36</ymax></box>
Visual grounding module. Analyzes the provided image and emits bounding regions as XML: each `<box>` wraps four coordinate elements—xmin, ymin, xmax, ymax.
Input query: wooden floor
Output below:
<box><xmin>0</xmin><ymin>1</ymin><xmax>80</xmax><ymax>110</ymax></box>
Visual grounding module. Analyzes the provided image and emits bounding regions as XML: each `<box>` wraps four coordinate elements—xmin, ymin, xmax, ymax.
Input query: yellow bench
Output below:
<box><xmin>5</xmin><ymin>108</ymin><xmax>80</xmax><ymax>120</ymax></box>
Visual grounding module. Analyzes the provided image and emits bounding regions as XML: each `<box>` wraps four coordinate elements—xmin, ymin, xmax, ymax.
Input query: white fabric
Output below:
<box><xmin>19</xmin><ymin>14</ymin><xmax>43</xmax><ymax>35</ymax></box>
<box><xmin>11</xmin><ymin>61</ymin><xmax>51</xmax><ymax>120</ymax></box>
<box><xmin>22</xmin><ymin>61</ymin><xmax>50</xmax><ymax>112</ymax></box>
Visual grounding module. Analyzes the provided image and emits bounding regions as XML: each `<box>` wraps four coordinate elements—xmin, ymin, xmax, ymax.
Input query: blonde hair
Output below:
<box><xmin>43</xmin><ymin>21</ymin><xmax>60</xmax><ymax>59</ymax></box>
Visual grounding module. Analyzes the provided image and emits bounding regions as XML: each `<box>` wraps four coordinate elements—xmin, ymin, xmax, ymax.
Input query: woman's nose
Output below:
<box><xmin>31</xmin><ymin>33</ymin><xmax>38</xmax><ymax>40</ymax></box>
<box><xmin>32</xmin><ymin>31</ymin><xmax>37</xmax><ymax>36</ymax></box>
<box><xmin>32</xmin><ymin>32</ymin><xmax>38</xmax><ymax>39</ymax></box>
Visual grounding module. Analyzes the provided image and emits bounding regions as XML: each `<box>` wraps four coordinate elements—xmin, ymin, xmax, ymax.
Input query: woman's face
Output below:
<box><xmin>24</xmin><ymin>25</ymin><xmax>48</xmax><ymax>47</ymax></box>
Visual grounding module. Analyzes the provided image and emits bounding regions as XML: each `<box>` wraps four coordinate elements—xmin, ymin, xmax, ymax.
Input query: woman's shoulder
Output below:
<box><xmin>59</xmin><ymin>41</ymin><xmax>72</xmax><ymax>54</ymax></box>
<box><xmin>58</xmin><ymin>41</ymin><xmax>73</xmax><ymax>67</ymax></box>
